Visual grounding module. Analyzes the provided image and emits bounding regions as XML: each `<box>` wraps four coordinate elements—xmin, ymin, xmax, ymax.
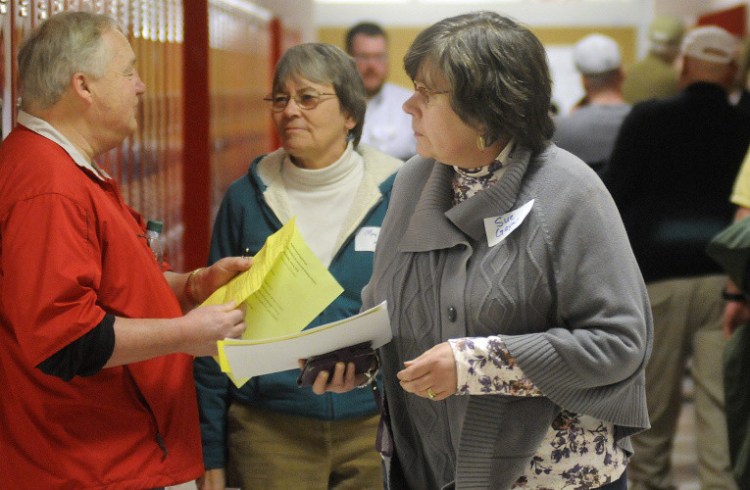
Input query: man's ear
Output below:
<box><xmin>677</xmin><ymin>56</ymin><xmax>688</xmax><ymax>81</ymax></box>
<box><xmin>71</xmin><ymin>72</ymin><xmax>93</xmax><ymax>102</ymax></box>
<box><xmin>724</xmin><ymin>62</ymin><xmax>739</xmax><ymax>89</ymax></box>
<box><xmin>581</xmin><ymin>74</ymin><xmax>592</xmax><ymax>93</ymax></box>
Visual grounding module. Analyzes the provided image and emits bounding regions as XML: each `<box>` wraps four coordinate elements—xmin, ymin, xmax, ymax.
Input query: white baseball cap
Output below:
<box><xmin>573</xmin><ymin>34</ymin><xmax>622</xmax><ymax>75</ymax></box>
<box><xmin>681</xmin><ymin>26</ymin><xmax>737</xmax><ymax>64</ymax></box>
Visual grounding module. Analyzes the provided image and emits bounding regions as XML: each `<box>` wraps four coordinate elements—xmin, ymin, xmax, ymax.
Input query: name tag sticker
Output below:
<box><xmin>355</xmin><ymin>227</ymin><xmax>380</xmax><ymax>252</ymax></box>
<box><xmin>483</xmin><ymin>199</ymin><xmax>535</xmax><ymax>248</ymax></box>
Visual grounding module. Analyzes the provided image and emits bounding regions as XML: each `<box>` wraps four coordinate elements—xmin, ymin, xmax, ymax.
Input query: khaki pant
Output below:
<box><xmin>629</xmin><ymin>275</ymin><xmax>737</xmax><ymax>490</ymax></box>
<box><xmin>226</xmin><ymin>403</ymin><xmax>382</xmax><ymax>490</ymax></box>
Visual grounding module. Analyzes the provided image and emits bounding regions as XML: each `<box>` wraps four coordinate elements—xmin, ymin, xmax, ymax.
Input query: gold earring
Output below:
<box><xmin>476</xmin><ymin>135</ymin><xmax>486</xmax><ymax>151</ymax></box>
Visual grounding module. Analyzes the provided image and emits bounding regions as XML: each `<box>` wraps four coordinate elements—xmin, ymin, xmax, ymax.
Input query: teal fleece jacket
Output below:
<box><xmin>194</xmin><ymin>145</ymin><xmax>400</xmax><ymax>469</ymax></box>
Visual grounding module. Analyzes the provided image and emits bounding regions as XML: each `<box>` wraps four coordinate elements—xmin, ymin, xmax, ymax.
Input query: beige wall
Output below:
<box><xmin>319</xmin><ymin>26</ymin><xmax>637</xmax><ymax>89</ymax></box>
<box><xmin>535</xmin><ymin>26</ymin><xmax>637</xmax><ymax>68</ymax></box>
<box><xmin>318</xmin><ymin>27</ymin><xmax>421</xmax><ymax>89</ymax></box>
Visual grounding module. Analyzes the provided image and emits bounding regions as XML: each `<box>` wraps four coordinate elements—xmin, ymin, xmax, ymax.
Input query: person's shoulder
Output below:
<box><xmin>358</xmin><ymin>144</ymin><xmax>401</xmax><ymax>167</ymax></box>
<box><xmin>552</xmin><ymin>111</ymin><xmax>582</xmax><ymax>131</ymax></box>
<box><xmin>2</xmin><ymin>125</ymin><xmax>66</xmax><ymax>161</ymax></box>
<box><xmin>386</xmin><ymin>154</ymin><xmax>431</xmax><ymax>187</ymax></box>
<box><xmin>250</xmin><ymin>148</ymin><xmax>288</xmax><ymax>185</ymax></box>
<box><xmin>611</xmin><ymin>103</ymin><xmax>633</xmax><ymax>115</ymax></box>
<box><xmin>552</xmin><ymin>109</ymin><xmax>601</xmax><ymax>143</ymax></box>
<box><xmin>553</xmin><ymin>112</ymin><xmax>573</xmax><ymax>125</ymax></box>
<box><xmin>537</xmin><ymin>144</ymin><xmax>592</xmax><ymax>172</ymax></box>
<box><xmin>618</xmin><ymin>96</ymin><xmax>669</xmax><ymax>128</ymax></box>
<box><xmin>525</xmin><ymin>145</ymin><xmax>614</xmax><ymax>217</ymax></box>
<box><xmin>223</xmin><ymin>151</ymin><xmax>278</xmax><ymax>199</ymax></box>
<box><xmin>357</xmin><ymin>144</ymin><xmax>402</xmax><ymax>187</ymax></box>
<box><xmin>529</xmin><ymin>144</ymin><xmax>604</xmax><ymax>191</ymax></box>
<box><xmin>384</xmin><ymin>156</ymin><xmax>433</xmax><ymax>207</ymax></box>
<box><xmin>1</xmin><ymin>126</ymin><xmax>84</xmax><ymax>191</ymax></box>
<box><xmin>630</xmin><ymin>94</ymin><xmax>669</xmax><ymax>112</ymax></box>
<box><xmin>575</xmin><ymin>103</ymin><xmax>632</xmax><ymax>121</ymax></box>
<box><xmin>628</xmin><ymin>54</ymin><xmax>671</xmax><ymax>75</ymax></box>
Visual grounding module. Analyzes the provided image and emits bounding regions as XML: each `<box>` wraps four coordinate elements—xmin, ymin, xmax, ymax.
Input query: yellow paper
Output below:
<box><xmin>201</xmin><ymin>218</ymin><xmax>344</xmax><ymax>376</ymax></box>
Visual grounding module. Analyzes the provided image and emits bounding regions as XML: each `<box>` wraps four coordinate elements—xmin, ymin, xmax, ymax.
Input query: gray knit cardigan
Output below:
<box><xmin>362</xmin><ymin>144</ymin><xmax>653</xmax><ymax>489</ymax></box>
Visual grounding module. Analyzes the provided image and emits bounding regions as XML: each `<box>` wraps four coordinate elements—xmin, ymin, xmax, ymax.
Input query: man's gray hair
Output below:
<box><xmin>272</xmin><ymin>43</ymin><xmax>366</xmax><ymax>146</ymax></box>
<box><xmin>404</xmin><ymin>11</ymin><xmax>554</xmax><ymax>156</ymax></box>
<box><xmin>18</xmin><ymin>11</ymin><xmax>119</xmax><ymax>111</ymax></box>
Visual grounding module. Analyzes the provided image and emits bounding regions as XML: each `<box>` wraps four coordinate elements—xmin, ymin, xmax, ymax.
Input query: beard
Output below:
<box><xmin>364</xmin><ymin>79</ymin><xmax>385</xmax><ymax>98</ymax></box>
<box><xmin>361</xmin><ymin>68</ymin><xmax>386</xmax><ymax>98</ymax></box>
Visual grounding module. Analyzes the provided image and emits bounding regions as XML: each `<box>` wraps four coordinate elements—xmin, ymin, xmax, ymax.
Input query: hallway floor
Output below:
<box><xmin>673</xmin><ymin>395</ymin><xmax>700</xmax><ymax>489</ymax></box>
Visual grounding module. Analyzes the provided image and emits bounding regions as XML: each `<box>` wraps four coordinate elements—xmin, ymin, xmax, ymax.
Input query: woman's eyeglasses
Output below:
<box><xmin>264</xmin><ymin>90</ymin><xmax>338</xmax><ymax>112</ymax></box>
<box><xmin>413</xmin><ymin>82</ymin><xmax>449</xmax><ymax>104</ymax></box>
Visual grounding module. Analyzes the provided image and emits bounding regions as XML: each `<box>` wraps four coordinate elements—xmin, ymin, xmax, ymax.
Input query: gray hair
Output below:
<box><xmin>18</xmin><ymin>11</ymin><xmax>119</xmax><ymax>111</ymax></box>
<box><xmin>272</xmin><ymin>43</ymin><xmax>366</xmax><ymax>146</ymax></box>
<box><xmin>404</xmin><ymin>11</ymin><xmax>554</xmax><ymax>156</ymax></box>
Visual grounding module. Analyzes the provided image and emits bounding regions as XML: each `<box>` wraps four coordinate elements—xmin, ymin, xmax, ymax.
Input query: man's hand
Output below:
<box><xmin>723</xmin><ymin>299</ymin><xmax>750</xmax><ymax>338</ymax></box>
<box><xmin>195</xmin><ymin>256</ymin><xmax>253</xmax><ymax>302</ymax></box>
<box><xmin>179</xmin><ymin>301</ymin><xmax>245</xmax><ymax>357</ymax></box>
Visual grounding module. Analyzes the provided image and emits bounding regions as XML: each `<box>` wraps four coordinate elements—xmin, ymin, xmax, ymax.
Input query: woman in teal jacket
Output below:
<box><xmin>194</xmin><ymin>43</ymin><xmax>401</xmax><ymax>490</ymax></box>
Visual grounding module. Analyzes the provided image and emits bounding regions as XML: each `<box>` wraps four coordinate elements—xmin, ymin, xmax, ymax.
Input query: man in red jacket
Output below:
<box><xmin>0</xmin><ymin>11</ymin><xmax>249</xmax><ymax>489</ymax></box>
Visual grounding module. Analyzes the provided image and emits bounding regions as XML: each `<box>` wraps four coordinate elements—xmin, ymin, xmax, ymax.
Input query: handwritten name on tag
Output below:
<box><xmin>355</xmin><ymin>227</ymin><xmax>380</xmax><ymax>252</ymax></box>
<box><xmin>483</xmin><ymin>199</ymin><xmax>535</xmax><ymax>248</ymax></box>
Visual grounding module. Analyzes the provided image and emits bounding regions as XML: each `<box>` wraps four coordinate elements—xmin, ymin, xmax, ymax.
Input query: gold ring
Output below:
<box><xmin>426</xmin><ymin>388</ymin><xmax>437</xmax><ymax>400</ymax></box>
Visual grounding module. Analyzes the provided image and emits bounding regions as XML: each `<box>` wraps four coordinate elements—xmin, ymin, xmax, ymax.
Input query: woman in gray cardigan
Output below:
<box><xmin>315</xmin><ymin>11</ymin><xmax>652</xmax><ymax>490</ymax></box>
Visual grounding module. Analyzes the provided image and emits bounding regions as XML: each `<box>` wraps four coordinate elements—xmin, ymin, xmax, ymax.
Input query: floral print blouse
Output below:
<box><xmin>448</xmin><ymin>144</ymin><xmax>628</xmax><ymax>489</ymax></box>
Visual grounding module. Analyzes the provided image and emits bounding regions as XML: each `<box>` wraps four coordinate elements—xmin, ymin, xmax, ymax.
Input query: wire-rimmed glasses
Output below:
<box><xmin>263</xmin><ymin>90</ymin><xmax>338</xmax><ymax>112</ymax></box>
<box><xmin>412</xmin><ymin>82</ymin><xmax>449</xmax><ymax>104</ymax></box>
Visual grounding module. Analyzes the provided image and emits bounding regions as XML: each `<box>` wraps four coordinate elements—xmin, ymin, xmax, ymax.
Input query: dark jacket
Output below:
<box><xmin>605</xmin><ymin>82</ymin><xmax>750</xmax><ymax>283</ymax></box>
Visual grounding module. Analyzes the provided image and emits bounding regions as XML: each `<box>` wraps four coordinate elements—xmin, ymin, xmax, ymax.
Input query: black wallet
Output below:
<box><xmin>297</xmin><ymin>341</ymin><xmax>375</xmax><ymax>387</ymax></box>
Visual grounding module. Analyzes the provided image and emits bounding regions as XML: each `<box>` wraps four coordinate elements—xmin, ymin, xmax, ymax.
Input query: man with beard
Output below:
<box><xmin>346</xmin><ymin>22</ymin><xmax>416</xmax><ymax>160</ymax></box>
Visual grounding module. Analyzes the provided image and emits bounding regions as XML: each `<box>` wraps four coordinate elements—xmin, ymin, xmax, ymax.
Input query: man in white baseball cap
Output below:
<box><xmin>554</xmin><ymin>34</ymin><xmax>630</xmax><ymax>175</ymax></box>
<box><xmin>678</xmin><ymin>25</ymin><xmax>738</xmax><ymax>90</ymax></box>
<box><xmin>681</xmin><ymin>25</ymin><xmax>738</xmax><ymax>65</ymax></box>
<box><xmin>573</xmin><ymin>33</ymin><xmax>622</xmax><ymax>75</ymax></box>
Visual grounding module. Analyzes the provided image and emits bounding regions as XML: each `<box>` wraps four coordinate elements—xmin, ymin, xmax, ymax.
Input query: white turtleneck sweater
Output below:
<box><xmin>281</xmin><ymin>144</ymin><xmax>364</xmax><ymax>267</ymax></box>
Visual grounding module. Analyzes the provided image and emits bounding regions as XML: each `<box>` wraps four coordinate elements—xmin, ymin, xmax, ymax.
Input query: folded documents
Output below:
<box><xmin>218</xmin><ymin>302</ymin><xmax>392</xmax><ymax>387</ymax></box>
<box><xmin>199</xmin><ymin>218</ymin><xmax>392</xmax><ymax>387</ymax></box>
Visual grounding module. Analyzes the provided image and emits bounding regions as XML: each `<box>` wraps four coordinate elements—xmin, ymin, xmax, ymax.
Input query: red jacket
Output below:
<box><xmin>0</xmin><ymin>126</ymin><xmax>202</xmax><ymax>488</ymax></box>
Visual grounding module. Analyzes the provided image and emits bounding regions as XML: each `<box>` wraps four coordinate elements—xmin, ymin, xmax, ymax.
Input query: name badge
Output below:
<box><xmin>355</xmin><ymin>226</ymin><xmax>380</xmax><ymax>252</ymax></box>
<box><xmin>483</xmin><ymin>199</ymin><xmax>535</xmax><ymax>248</ymax></box>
